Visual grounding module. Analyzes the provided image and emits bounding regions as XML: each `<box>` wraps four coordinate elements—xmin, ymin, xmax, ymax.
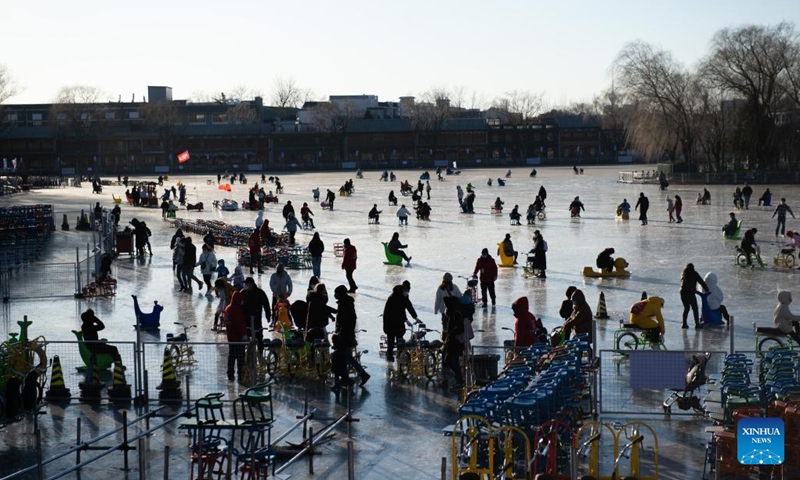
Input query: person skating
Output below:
<box><xmin>635</xmin><ymin>192</ymin><xmax>649</xmax><ymax>225</ymax></box>
<box><xmin>569</xmin><ymin>196</ymin><xmax>585</xmax><ymax>218</ymax></box>
<box><xmin>773</xmin><ymin>198</ymin><xmax>795</xmax><ymax>237</ymax></box>
<box><xmin>473</xmin><ymin>248</ymin><xmax>498</xmax><ymax>308</ymax></box>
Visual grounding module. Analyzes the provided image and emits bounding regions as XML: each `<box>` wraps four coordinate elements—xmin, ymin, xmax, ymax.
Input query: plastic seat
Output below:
<box><xmin>496</xmin><ymin>243</ymin><xmax>515</xmax><ymax>267</ymax></box>
<box><xmin>72</xmin><ymin>330</ymin><xmax>115</xmax><ymax>371</ymax></box>
<box><xmin>381</xmin><ymin>242</ymin><xmax>403</xmax><ymax>265</ymax></box>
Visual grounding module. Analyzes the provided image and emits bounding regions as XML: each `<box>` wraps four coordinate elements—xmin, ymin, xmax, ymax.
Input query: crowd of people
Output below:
<box><xmin>80</xmin><ymin>168</ymin><xmax>800</xmax><ymax>396</ymax></box>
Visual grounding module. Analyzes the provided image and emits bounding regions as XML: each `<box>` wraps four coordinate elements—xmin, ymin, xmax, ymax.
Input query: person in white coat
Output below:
<box><xmin>702</xmin><ymin>272</ymin><xmax>730</xmax><ymax>323</ymax></box>
<box><xmin>255</xmin><ymin>211</ymin><xmax>264</xmax><ymax>229</ymax></box>
<box><xmin>774</xmin><ymin>291</ymin><xmax>800</xmax><ymax>344</ymax></box>
<box><xmin>434</xmin><ymin>272</ymin><xmax>463</xmax><ymax>332</ymax></box>
<box><xmin>197</xmin><ymin>243</ymin><xmax>218</xmax><ymax>295</ymax></box>
<box><xmin>396</xmin><ymin>204</ymin><xmax>411</xmax><ymax>225</ymax></box>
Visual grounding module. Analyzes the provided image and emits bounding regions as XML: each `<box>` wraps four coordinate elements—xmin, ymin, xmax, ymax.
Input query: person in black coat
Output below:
<box><xmin>382</xmin><ymin>284</ymin><xmax>419</xmax><ymax>361</ymax></box>
<box><xmin>559</xmin><ymin>286</ymin><xmax>578</xmax><ymax>320</ymax></box>
<box><xmin>635</xmin><ymin>192</ymin><xmax>650</xmax><ymax>225</ymax></box>
<box><xmin>679</xmin><ymin>263</ymin><xmax>709</xmax><ymax>329</ymax></box>
<box><xmin>306</xmin><ymin>283</ymin><xmax>337</xmax><ymax>342</ymax></box>
<box><xmin>331</xmin><ymin>285</ymin><xmax>369</xmax><ymax>388</ymax></box>
<box><xmin>242</xmin><ymin>277</ymin><xmax>271</xmax><ymax>353</ymax></box>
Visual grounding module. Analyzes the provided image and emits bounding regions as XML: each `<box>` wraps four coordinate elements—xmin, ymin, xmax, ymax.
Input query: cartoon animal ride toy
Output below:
<box><xmin>583</xmin><ymin>257</ymin><xmax>631</xmax><ymax>278</ymax></box>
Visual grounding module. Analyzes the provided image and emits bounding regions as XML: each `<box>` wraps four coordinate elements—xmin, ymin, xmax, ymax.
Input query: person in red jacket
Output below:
<box><xmin>247</xmin><ymin>228</ymin><xmax>263</xmax><ymax>274</ymax></box>
<box><xmin>224</xmin><ymin>290</ymin><xmax>248</xmax><ymax>383</ymax></box>
<box><xmin>342</xmin><ymin>238</ymin><xmax>358</xmax><ymax>293</ymax></box>
<box><xmin>512</xmin><ymin>297</ymin><xmax>541</xmax><ymax>347</ymax></box>
<box><xmin>473</xmin><ymin>247</ymin><xmax>498</xmax><ymax>308</ymax></box>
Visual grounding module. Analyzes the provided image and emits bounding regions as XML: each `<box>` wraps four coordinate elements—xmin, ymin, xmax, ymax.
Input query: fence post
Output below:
<box><xmin>75</xmin><ymin>247</ymin><xmax>81</xmax><ymax>297</ymax></box>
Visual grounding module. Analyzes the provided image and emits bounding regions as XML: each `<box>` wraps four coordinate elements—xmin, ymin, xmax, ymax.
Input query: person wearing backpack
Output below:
<box><xmin>528</xmin><ymin>230</ymin><xmax>547</xmax><ymax>278</ymax></box>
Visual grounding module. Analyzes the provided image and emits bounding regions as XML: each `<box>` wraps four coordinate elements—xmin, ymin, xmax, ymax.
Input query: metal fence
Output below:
<box><xmin>598</xmin><ymin>349</ymin><xmax>728</xmax><ymax>416</ymax></box>
<box><xmin>3</xmin><ymin>263</ymin><xmax>79</xmax><ymax>301</ymax></box>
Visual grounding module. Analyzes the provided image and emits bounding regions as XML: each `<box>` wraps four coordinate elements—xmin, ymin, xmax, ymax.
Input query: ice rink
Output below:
<box><xmin>1</xmin><ymin>164</ymin><xmax>798</xmax><ymax>478</ymax></box>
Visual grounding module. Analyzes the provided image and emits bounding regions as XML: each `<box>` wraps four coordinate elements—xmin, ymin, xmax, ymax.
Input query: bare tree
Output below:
<box><xmin>0</xmin><ymin>63</ymin><xmax>19</xmax><ymax>104</ymax></box>
<box><xmin>491</xmin><ymin>90</ymin><xmax>544</xmax><ymax>124</ymax></box>
<box><xmin>701</xmin><ymin>22</ymin><xmax>800</xmax><ymax>168</ymax></box>
<box><xmin>227</xmin><ymin>103</ymin><xmax>258</xmax><ymax>124</ymax></box>
<box><xmin>50</xmin><ymin>85</ymin><xmax>108</xmax><ymax>134</ymax></box>
<box><xmin>411</xmin><ymin>87</ymin><xmax>454</xmax><ymax>160</ymax></box>
<box><xmin>271</xmin><ymin>76</ymin><xmax>312</xmax><ymax>108</ymax></box>
<box><xmin>615</xmin><ymin>41</ymin><xmax>703</xmax><ymax>166</ymax></box>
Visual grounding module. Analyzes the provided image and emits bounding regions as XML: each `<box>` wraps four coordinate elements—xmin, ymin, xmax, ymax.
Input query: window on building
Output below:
<box><xmin>212</xmin><ymin>113</ymin><xmax>228</xmax><ymax>123</ymax></box>
<box><xmin>128</xmin><ymin>111</ymin><xmax>140</xmax><ymax>120</ymax></box>
<box><xmin>105</xmin><ymin>112</ymin><xmax>116</xmax><ymax>120</ymax></box>
<box><xmin>30</xmin><ymin>113</ymin><xmax>43</xmax><ymax>126</ymax></box>
<box><xmin>5</xmin><ymin>113</ymin><xmax>17</xmax><ymax>122</ymax></box>
<box><xmin>191</xmin><ymin>114</ymin><xmax>206</xmax><ymax>123</ymax></box>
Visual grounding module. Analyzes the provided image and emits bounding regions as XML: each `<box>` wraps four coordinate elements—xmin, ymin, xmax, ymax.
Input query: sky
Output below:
<box><xmin>2</xmin><ymin>0</ymin><xmax>799</xmax><ymax>107</ymax></box>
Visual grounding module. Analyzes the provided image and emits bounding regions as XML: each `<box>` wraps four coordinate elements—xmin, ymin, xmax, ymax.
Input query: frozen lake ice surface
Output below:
<box><xmin>1</xmin><ymin>165</ymin><xmax>798</xmax><ymax>479</ymax></box>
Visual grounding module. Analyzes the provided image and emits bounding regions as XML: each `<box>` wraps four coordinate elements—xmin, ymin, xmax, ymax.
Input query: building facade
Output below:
<box><xmin>0</xmin><ymin>88</ymin><xmax>614</xmax><ymax>175</ymax></box>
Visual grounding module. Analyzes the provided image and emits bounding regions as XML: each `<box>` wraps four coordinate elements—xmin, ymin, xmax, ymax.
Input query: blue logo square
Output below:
<box><xmin>738</xmin><ymin>417</ymin><xmax>784</xmax><ymax>465</ymax></box>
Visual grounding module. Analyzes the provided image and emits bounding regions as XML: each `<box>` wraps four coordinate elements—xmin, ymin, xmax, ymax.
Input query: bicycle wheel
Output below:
<box><xmin>264</xmin><ymin>349</ymin><xmax>278</xmax><ymax>376</ymax></box>
<box><xmin>616</xmin><ymin>332</ymin><xmax>639</xmax><ymax>351</ymax></box>
<box><xmin>736</xmin><ymin>254</ymin><xmax>749</xmax><ymax>268</ymax></box>
<box><xmin>397</xmin><ymin>351</ymin><xmax>412</xmax><ymax>377</ymax></box>
<box><xmin>538</xmin><ymin>211</ymin><xmax>546</xmax><ymax>221</ymax></box>
<box><xmin>423</xmin><ymin>352</ymin><xmax>438</xmax><ymax>380</ymax></box>
<box><xmin>758</xmin><ymin>336</ymin><xmax>784</xmax><ymax>352</ymax></box>
<box><xmin>786</xmin><ymin>255</ymin><xmax>796</xmax><ymax>268</ymax></box>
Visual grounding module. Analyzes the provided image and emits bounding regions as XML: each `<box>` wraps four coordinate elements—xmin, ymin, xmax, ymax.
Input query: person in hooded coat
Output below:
<box><xmin>224</xmin><ymin>290</ymin><xmax>248</xmax><ymax>382</ymax></box>
<box><xmin>512</xmin><ymin>297</ymin><xmax>542</xmax><ymax>347</ymax></box>
<box><xmin>563</xmin><ymin>289</ymin><xmax>593</xmax><ymax>342</ymax></box>
<box><xmin>559</xmin><ymin>286</ymin><xmax>578</xmax><ymax>320</ymax></box>
<box><xmin>382</xmin><ymin>284</ymin><xmax>418</xmax><ymax>362</ymax></box>
<box><xmin>629</xmin><ymin>296</ymin><xmax>666</xmax><ymax>343</ymax></box>
<box><xmin>774</xmin><ymin>291</ymin><xmax>800</xmax><ymax>344</ymax></box>
<box><xmin>331</xmin><ymin>285</ymin><xmax>370</xmax><ymax>389</ymax></box>
<box><xmin>702</xmin><ymin>272</ymin><xmax>730</xmax><ymax>323</ymax></box>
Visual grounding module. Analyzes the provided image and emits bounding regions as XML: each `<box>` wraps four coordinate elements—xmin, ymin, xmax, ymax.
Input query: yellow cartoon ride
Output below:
<box><xmin>582</xmin><ymin>257</ymin><xmax>631</xmax><ymax>278</ymax></box>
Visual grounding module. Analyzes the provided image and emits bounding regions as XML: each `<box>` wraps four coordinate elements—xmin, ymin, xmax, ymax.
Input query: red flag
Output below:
<box><xmin>177</xmin><ymin>151</ymin><xmax>190</xmax><ymax>164</ymax></box>
<box><xmin>218</xmin><ymin>184</ymin><xmax>231</xmax><ymax>192</ymax></box>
